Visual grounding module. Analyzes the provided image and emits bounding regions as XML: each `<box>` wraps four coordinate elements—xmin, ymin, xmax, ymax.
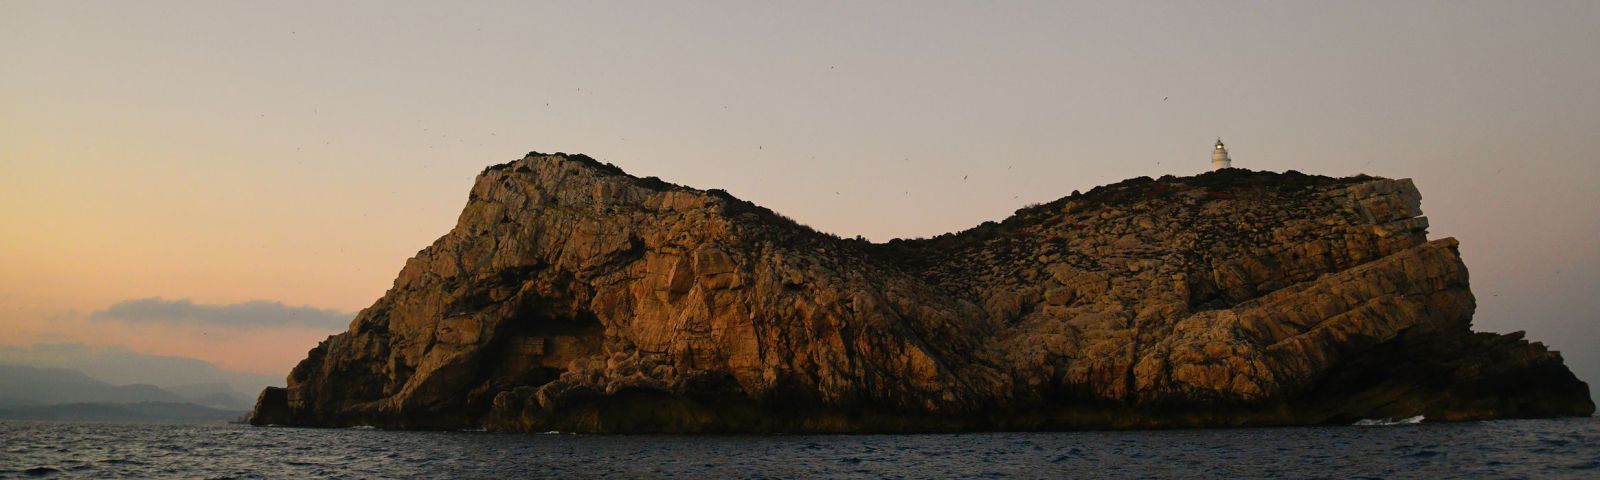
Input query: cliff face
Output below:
<box><xmin>250</xmin><ymin>152</ymin><xmax>1593</xmax><ymax>432</ymax></box>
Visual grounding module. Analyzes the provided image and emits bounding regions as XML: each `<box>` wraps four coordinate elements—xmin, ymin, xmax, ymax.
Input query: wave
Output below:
<box><xmin>1353</xmin><ymin>415</ymin><xmax>1424</xmax><ymax>426</ymax></box>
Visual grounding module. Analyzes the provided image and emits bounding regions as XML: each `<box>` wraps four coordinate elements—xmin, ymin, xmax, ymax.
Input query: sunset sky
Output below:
<box><xmin>3</xmin><ymin>1</ymin><xmax>1597</xmax><ymax>396</ymax></box>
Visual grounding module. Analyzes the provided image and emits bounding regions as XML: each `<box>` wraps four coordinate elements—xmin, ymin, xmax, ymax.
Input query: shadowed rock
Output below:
<box><xmin>251</xmin><ymin>152</ymin><xmax>1593</xmax><ymax>432</ymax></box>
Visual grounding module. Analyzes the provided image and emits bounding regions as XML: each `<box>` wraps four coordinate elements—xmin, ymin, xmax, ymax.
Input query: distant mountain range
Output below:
<box><xmin>0</xmin><ymin>401</ymin><xmax>242</xmax><ymax>423</ymax></box>
<box><xmin>0</xmin><ymin>364</ymin><xmax>253</xmax><ymax>422</ymax></box>
<box><xmin>0</xmin><ymin>343</ymin><xmax>278</xmax><ymax>397</ymax></box>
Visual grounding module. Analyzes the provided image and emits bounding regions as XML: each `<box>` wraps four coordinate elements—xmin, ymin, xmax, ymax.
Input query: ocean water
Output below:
<box><xmin>2</xmin><ymin>418</ymin><xmax>1597</xmax><ymax>479</ymax></box>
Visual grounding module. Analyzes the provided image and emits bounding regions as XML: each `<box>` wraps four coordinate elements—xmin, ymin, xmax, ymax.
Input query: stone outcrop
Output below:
<box><xmin>250</xmin><ymin>152</ymin><xmax>1593</xmax><ymax>432</ymax></box>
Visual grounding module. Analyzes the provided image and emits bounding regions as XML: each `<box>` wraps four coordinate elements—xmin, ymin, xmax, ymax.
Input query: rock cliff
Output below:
<box><xmin>250</xmin><ymin>152</ymin><xmax>1593</xmax><ymax>432</ymax></box>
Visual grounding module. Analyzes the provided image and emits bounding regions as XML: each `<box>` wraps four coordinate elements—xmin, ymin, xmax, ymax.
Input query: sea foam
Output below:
<box><xmin>1353</xmin><ymin>415</ymin><xmax>1424</xmax><ymax>426</ymax></box>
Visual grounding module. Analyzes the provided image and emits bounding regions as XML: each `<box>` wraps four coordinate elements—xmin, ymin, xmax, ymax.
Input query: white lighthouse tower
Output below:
<box><xmin>1210</xmin><ymin>138</ymin><xmax>1232</xmax><ymax>171</ymax></box>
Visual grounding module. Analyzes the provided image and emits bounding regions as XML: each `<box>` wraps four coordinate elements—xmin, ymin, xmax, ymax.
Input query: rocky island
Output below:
<box><xmin>251</xmin><ymin>152</ymin><xmax>1593</xmax><ymax>432</ymax></box>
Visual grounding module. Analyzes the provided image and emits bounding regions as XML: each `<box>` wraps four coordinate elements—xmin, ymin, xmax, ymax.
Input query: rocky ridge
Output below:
<box><xmin>251</xmin><ymin>152</ymin><xmax>1593</xmax><ymax>432</ymax></box>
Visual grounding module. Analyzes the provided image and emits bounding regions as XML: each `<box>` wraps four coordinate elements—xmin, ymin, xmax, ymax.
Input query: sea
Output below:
<box><xmin>2</xmin><ymin>417</ymin><xmax>1597</xmax><ymax>479</ymax></box>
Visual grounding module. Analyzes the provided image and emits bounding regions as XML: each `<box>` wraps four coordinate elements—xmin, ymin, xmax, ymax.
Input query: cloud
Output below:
<box><xmin>90</xmin><ymin>298</ymin><xmax>353</xmax><ymax>330</ymax></box>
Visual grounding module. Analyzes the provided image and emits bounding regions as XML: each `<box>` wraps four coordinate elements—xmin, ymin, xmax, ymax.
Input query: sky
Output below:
<box><xmin>2</xmin><ymin>1</ymin><xmax>1597</xmax><ymax>398</ymax></box>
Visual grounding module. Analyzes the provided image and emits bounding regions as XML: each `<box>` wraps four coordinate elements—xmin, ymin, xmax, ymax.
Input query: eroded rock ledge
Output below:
<box><xmin>251</xmin><ymin>152</ymin><xmax>1593</xmax><ymax>432</ymax></box>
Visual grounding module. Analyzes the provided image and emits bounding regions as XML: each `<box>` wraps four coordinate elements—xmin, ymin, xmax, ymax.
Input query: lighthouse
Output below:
<box><xmin>1211</xmin><ymin>139</ymin><xmax>1232</xmax><ymax>171</ymax></box>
